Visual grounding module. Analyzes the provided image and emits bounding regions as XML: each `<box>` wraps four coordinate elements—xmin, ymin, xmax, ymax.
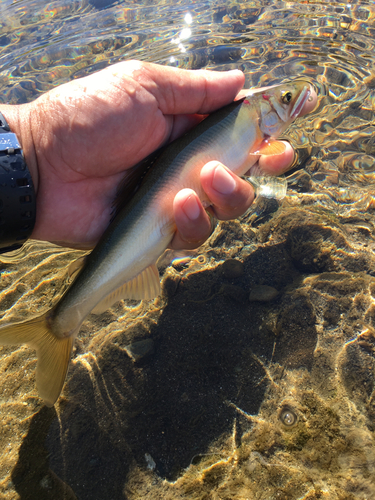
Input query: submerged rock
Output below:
<box><xmin>221</xmin><ymin>259</ymin><xmax>244</xmax><ymax>279</ymax></box>
<box><xmin>124</xmin><ymin>339</ymin><xmax>154</xmax><ymax>362</ymax></box>
<box><xmin>249</xmin><ymin>285</ymin><xmax>279</xmax><ymax>302</ymax></box>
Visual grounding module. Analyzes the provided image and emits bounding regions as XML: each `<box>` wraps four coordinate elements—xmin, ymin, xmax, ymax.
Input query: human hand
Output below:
<box><xmin>2</xmin><ymin>61</ymin><xmax>316</xmax><ymax>250</ymax></box>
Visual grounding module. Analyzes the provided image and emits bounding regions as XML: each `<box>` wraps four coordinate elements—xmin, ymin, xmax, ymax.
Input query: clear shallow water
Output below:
<box><xmin>1</xmin><ymin>1</ymin><xmax>375</xmax><ymax>499</ymax></box>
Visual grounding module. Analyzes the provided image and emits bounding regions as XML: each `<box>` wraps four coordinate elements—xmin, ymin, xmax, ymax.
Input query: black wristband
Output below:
<box><xmin>0</xmin><ymin>112</ymin><xmax>36</xmax><ymax>253</ymax></box>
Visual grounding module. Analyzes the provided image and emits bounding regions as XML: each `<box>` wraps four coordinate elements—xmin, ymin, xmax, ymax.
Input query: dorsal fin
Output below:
<box><xmin>91</xmin><ymin>263</ymin><xmax>160</xmax><ymax>314</ymax></box>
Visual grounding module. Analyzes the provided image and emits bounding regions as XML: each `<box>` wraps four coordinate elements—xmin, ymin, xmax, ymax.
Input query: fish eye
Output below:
<box><xmin>281</xmin><ymin>91</ymin><xmax>293</xmax><ymax>104</ymax></box>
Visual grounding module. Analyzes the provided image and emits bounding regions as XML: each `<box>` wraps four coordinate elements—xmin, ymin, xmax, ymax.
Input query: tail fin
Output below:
<box><xmin>0</xmin><ymin>313</ymin><xmax>74</xmax><ymax>407</ymax></box>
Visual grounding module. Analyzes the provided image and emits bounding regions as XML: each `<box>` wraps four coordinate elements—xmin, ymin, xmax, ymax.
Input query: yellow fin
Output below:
<box><xmin>251</xmin><ymin>140</ymin><xmax>286</xmax><ymax>156</ymax></box>
<box><xmin>91</xmin><ymin>263</ymin><xmax>160</xmax><ymax>314</ymax></box>
<box><xmin>0</xmin><ymin>313</ymin><xmax>74</xmax><ymax>407</ymax></box>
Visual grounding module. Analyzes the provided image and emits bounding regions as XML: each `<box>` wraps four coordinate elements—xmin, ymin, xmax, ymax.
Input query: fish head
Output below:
<box><xmin>251</xmin><ymin>80</ymin><xmax>314</xmax><ymax>138</ymax></box>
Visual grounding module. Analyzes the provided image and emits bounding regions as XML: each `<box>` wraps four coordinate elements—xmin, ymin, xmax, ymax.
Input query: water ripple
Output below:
<box><xmin>1</xmin><ymin>1</ymin><xmax>375</xmax><ymax>498</ymax></box>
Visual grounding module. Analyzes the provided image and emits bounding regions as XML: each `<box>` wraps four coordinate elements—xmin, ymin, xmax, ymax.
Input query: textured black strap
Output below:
<box><xmin>0</xmin><ymin>111</ymin><xmax>36</xmax><ymax>253</ymax></box>
<box><xmin>0</xmin><ymin>112</ymin><xmax>10</xmax><ymax>131</ymax></box>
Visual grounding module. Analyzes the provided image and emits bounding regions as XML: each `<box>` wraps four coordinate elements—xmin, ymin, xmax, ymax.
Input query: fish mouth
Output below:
<box><xmin>290</xmin><ymin>85</ymin><xmax>311</xmax><ymax>119</ymax></box>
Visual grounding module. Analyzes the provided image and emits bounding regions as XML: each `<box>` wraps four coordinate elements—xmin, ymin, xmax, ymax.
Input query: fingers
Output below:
<box><xmin>171</xmin><ymin>163</ymin><xmax>256</xmax><ymax>250</ymax></box>
<box><xmin>200</xmin><ymin>162</ymin><xmax>255</xmax><ymax>220</ymax></box>
<box><xmin>113</xmin><ymin>60</ymin><xmax>245</xmax><ymax>115</ymax></box>
<box><xmin>171</xmin><ymin>166</ymin><xmax>254</xmax><ymax>250</ymax></box>
<box><xmin>172</xmin><ymin>141</ymin><xmax>297</xmax><ymax>250</ymax></box>
<box><xmin>171</xmin><ymin>189</ymin><xmax>213</xmax><ymax>250</ymax></box>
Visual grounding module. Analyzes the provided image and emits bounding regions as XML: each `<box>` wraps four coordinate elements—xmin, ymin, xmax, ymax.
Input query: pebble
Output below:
<box><xmin>145</xmin><ymin>453</ymin><xmax>156</xmax><ymax>470</ymax></box>
<box><xmin>163</xmin><ymin>269</ymin><xmax>181</xmax><ymax>298</ymax></box>
<box><xmin>221</xmin><ymin>259</ymin><xmax>244</xmax><ymax>279</ymax></box>
<box><xmin>249</xmin><ymin>285</ymin><xmax>279</xmax><ymax>302</ymax></box>
<box><xmin>124</xmin><ymin>339</ymin><xmax>154</xmax><ymax>362</ymax></box>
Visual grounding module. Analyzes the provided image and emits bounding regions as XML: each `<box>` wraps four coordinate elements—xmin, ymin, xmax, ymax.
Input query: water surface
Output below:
<box><xmin>1</xmin><ymin>1</ymin><xmax>375</xmax><ymax>499</ymax></box>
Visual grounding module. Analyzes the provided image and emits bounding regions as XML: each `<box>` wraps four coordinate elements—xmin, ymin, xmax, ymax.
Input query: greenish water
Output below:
<box><xmin>1</xmin><ymin>1</ymin><xmax>375</xmax><ymax>499</ymax></box>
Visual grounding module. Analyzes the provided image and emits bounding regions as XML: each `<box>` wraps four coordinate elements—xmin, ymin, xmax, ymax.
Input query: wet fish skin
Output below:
<box><xmin>0</xmin><ymin>80</ymin><xmax>313</xmax><ymax>406</ymax></box>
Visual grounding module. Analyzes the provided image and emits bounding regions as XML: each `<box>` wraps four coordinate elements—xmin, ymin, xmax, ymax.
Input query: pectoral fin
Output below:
<box><xmin>251</xmin><ymin>140</ymin><xmax>286</xmax><ymax>156</ymax></box>
<box><xmin>91</xmin><ymin>263</ymin><xmax>160</xmax><ymax>314</ymax></box>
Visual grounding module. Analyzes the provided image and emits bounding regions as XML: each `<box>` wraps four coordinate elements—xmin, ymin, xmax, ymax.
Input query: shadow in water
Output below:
<box><xmin>11</xmin><ymin>406</ymin><xmax>76</xmax><ymax>500</ymax></box>
<box><xmin>44</xmin><ymin>276</ymin><xmax>273</xmax><ymax>498</ymax></box>
<box><xmin>13</xmin><ymin>236</ymin><xmax>320</xmax><ymax>499</ymax></box>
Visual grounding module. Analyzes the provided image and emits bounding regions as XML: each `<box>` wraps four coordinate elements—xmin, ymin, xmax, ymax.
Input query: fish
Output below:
<box><xmin>0</xmin><ymin>80</ymin><xmax>313</xmax><ymax>406</ymax></box>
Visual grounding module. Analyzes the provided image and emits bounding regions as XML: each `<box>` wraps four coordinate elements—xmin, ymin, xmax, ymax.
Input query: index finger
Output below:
<box><xmin>111</xmin><ymin>60</ymin><xmax>246</xmax><ymax>115</ymax></box>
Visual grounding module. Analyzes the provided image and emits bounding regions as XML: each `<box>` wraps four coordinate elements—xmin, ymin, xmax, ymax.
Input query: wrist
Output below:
<box><xmin>0</xmin><ymin>104</ymin><xmax>38</xmax><ymax>251</ymax></box>
<box><xmin>1</xmin><ymin>103</ymin><xmax>39</xmax><ymax>193</ymax></box>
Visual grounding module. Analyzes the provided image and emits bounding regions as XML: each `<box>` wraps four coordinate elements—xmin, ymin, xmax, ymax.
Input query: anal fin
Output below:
<box><xmin>91</xmin><ymin>263</ymin><xmax>160</xmax><ymax>314</ymax></box>
<box><xmin>68</xmin><ymin>255</ymin><xmax>87</xmax><ymax>279</ymax></box>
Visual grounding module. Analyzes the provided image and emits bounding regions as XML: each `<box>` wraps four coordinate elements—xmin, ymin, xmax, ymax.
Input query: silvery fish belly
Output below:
<box><xmin>0</xmin><ymin>80</ymin><xmax>313</xmax><ymax>406</ymax></box>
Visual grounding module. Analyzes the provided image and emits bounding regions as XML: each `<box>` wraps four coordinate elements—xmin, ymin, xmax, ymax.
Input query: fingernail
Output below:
<box><xmin>182</xmin><ymin>194</ymin><xmax>200</xmax><ymax>220</ymax></box>
<box><xmin>212</xmin><ymin>165</ymin><xmax>236</xmax><ymax>195</ymax></box>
